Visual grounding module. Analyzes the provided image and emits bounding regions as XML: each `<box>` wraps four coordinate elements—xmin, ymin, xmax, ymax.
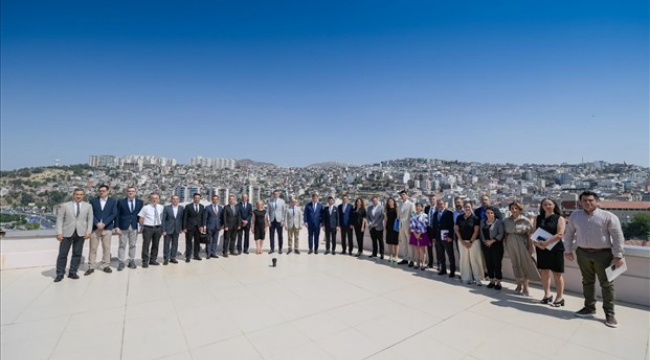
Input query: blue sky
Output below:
<box><xmin>1</xmin><ymin>0</ymin><xmax>648</xmax><ymax>169</ymax></box>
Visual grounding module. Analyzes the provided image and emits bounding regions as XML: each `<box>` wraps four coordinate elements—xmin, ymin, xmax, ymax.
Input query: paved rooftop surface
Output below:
<box><xmin>1</xmin><ymin>244</ymin><xmax>649</xmax><ymax>360</ymax></box>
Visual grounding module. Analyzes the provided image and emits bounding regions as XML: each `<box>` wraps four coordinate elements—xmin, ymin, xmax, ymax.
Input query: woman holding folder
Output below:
<box><xmin>533</xmin><ymin>198</ymin><xmax>566</xmax><ymax>307</ymax></box>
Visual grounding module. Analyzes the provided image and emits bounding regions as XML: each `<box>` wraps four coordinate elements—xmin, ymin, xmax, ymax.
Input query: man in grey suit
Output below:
<box><xmin>267</xmin><ymin>190</ymin><xmax>286</xmax><ymax>254</ymax></box>
<box><xmin>54</xmin><ymin>188</ymin><xmax>93</xmax><ymax>282</ymax></box>
<box><xmin>222</xmin><ymin>194</ymin><xmax>241</xmax><ymax>257</ymax></box>
<box><xmin>284</xmin><ymin>197</ymin><xmax>302</xmax><ymax>254</ymax></box>
<box><xmin>161</xmin><ymin>195</ymin><xmax>184</xmax><ymax>265</ymax></box>
<box><xmin>367</xmin><ymin>196</ymin><xmax>385</xmax><ymax>259</ymax></box>
<box><xmin>203</xmin><ymin>194</ymin><xmax>223</xmax><ymax>259</ymax></box>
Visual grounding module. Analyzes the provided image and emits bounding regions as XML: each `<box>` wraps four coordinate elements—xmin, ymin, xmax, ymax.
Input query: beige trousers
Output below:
<box><xmin>89</xmin><ymin>229</ymin><xmax>112</xmax><ymax>268</ymax></box>
<box><xmin>287</xmin><ymin>228</ymin><xmax>300</xmax><ymax>249</ymax></box>
<box><xmin>459</xmin><ymin>240</ymin><xmax>484</xmax><ymax>283</ymax></box>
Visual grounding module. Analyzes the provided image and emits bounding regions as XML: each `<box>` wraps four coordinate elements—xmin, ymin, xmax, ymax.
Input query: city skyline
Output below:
<box><xmin>1</xmin><ymin>1</ymin><xmax>648</xmax><ymax>170</ymax></box>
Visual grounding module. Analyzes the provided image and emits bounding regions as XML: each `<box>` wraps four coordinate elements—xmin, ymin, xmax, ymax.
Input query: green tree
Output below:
<box><xmin>25</xmin><ymin>222</ymin><xmax>41</xmax><ymax>230</ymax></box>
<box><xmin>623</xmin><ymin>213</ymin><xmax>650</xmax><ymax>240</ymax></box>
<box><xmin>20</xmin><ymin>193</ymin><xmax>34</xmax><ymax>206</ymax></box>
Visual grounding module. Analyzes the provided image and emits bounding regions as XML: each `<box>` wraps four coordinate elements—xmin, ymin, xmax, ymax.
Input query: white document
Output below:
<box><xmin>440</xmin><ymin>230</ymin><xmax>449</xmax><ymax>240</ymax></box>
<box><xmin>606</xmin><ymin>261</ymin><xmax>627</xmax><ymax>282</ymax></box>
<box><xmin>531</xmin><ymin>227</ymin><xmax>559</xmax><ymax>250</ymax></box>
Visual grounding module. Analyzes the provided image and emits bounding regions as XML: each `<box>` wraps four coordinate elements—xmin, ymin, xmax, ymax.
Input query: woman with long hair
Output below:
<box><xmin>533</xmin><ymin>198</ymin><xmax>566</xmax><ymax>307</ymax></box>
<box><xmin>384</xmin><ymin>198</ymin><xmax>399</xmax><ymax>262</ymax></box>
<box><xmin>351</xmin><ymin>198</ymin><xmax>367</xmax><ymax>257</ymax></box>
<box><xmin>503</xmin><ymin>202</ymin><xmax>540</xmax><ymax>296</ymax></box>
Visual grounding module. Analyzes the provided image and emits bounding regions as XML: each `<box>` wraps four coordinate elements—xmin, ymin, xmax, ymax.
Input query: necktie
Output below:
<box><xmin>75</xmin><ymin>202</ymin><xmax>80</xmax><ymax>217</ymax></box>
<box><xmin>213</xmin><ymin>205</ymin><xmax>218</xmax><ymax>215</ymax></box>
<box><xmin>130</xmin><ymin>200</ymin><xmax>134</xmax><ymax>212</ymax></box>
<box><xmin>195</xmin><ymin>204</ymin><xmax>198</xmax><ymax>213</ymax></box>
<box><xmin>438</xmin><ymin>211</ymin><xmax>442</xmax><ymax>222</ymax></box>
<box><xmin>231</xmin><ymin>205</ymin><xmax>235</xmax><ymax>213</ymax></box>
<box><xmin>154</xmin><ymin>206</ymin><xmax>160</xmax><ymax>225</ymax></box>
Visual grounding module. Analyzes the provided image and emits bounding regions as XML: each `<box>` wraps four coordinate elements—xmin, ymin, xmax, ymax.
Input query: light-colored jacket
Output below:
<box><xmin>367</xmin><ymin>204</ymin><xmax>385</xmax><ymax>231</ymax></box>
<box><xmin>267</xmin><ymin>197</ymin><xmax>286</xmax><ymax>222</ymax></box>
<box><xmin>399</xmin><ymin>200</ymin><xmax>415</xmax><ymax>230</ymax></box>
<box><xmin>284</xmin><ymin>206</ymin><xmax>303</xmax><ymax>229</ymax></box>
<box><xmin>56</xmin><ymin>201</ymin><xmax>93</xmax><ymax>237</ymax></box>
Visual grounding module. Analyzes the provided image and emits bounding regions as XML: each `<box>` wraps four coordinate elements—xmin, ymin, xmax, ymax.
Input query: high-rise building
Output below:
<box><xmin>174</xmin><ymin>185</ymin><xmax>201</xmax><ymax>203</ymax></box>
<box><xmin>88</xmin><ymin>155</ymin><xmax>117</xmax><ymax>168</ymax></box>
<box><xmin>189</xmin><ymin>156</ymin><xmax>235</xmax><ymax>169</ymax></box>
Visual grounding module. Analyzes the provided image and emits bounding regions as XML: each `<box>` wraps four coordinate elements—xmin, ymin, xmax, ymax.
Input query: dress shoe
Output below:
<box><xmin>170</xmin><ymin>258</ymin><xmax>178</xmax><ymax>264</ymax></box>
<box><xmin>185</xmin><ymin>258</ymin><xmax>191</xmax><ymax>263</ymax></box>
<box><xmin>210</xmin><ymin>254</ymin><xmax>219</xmax><ymax>259</ymax></box>
<box><xmin>163</xmin><ymin>260</ymin><xmax>169</xmax><ymax>265</ymax></box>
<box><xmin>438</xmin><ymin>270</ymin><xmax>447</xmax><ymax>276</ymax></box>
<box><xmin>408</xmin><ymin>261</ymin><xmax>414</xmax><ymax>268</ymax></box>
<box><xmin>54</xmin><ymin>275</ymin><xmax>64</xmax><ymax>282</ymax></box>
<box><xmin>117</xmin><ymin>263</ymin><xmax>125</xmax><ymax>271</ymax></box>
<box><xmin>324</xmin><ymin>250</ymin><xmax>330</xmax><ymax>255</ymax></box>
<box><xmin>278</xmin><ymin>249</ymin><xmax>283</xmax><ymax>254</ymax></box>
<box><xmin>149</xmin><ymin>261</ymin><xmax>160</xmax><ymax>266</ymax></box>
<box><xmin>427</xmin><ymin>264</ymin><xmax>434</xmax><ymax>269</ymax></box>
<box><xmin>84</xmin><ymin>269</ymin><xmax>94</xmax><ymax>276</ymax></box>
<box><xmin>308</xmin><ymin>250</ymin><xmax>313</xmax><ymax>254</ymax></box>
<box><xmin>128</xmin><ymin>261</ymin><xmax>137</xmax><ymax>269</ymax></box>
<box><xmin>348</xmin><ymin>251</ymin><xmax>353</xmax><ymax>256</ymax></box>
<box><xmin>494</xmin><ymin>283</ymin><xmax>502</xmax><ymax>290</ymax></box>
<box><xmin>294</xmin><ymin>250</ymin><xmax>300</xmax><ymax>254</ymax></box>
<box><xmin>223</xmin><ymin>254</ymin><xmax>229</xmax><ymax>258</ymax></box>
<box><xmin>193</xmin><ymin>257</ymin><xmax>202</xmax><ymax>261</ymax></box>
<box><xmin>68</xmin><ymin>273</ymin><xmax>79</xmax><ymax>280</ymax></box>
<box><xmin>355</xmin><ymin>252</ymin><xmax>362</xmax><ymax>257</ymax></box>
<box><xmin>287</xmin><ymin>249</ymin><xmax>292</xmax><ymax>254</ymax></box>
<box><xmin>380</xmin><ymin>255</ymin><xmax>384</xmax><ymax>260</ymax></box>
<box><xmin>369</xmin><ymin>254</ymin><xmax>376</xmax><ymax>258</ymax></box>
<box><xmin>486</xmin><ymin>281</ymin><xmax>495</xmax><ymax>289</ymax></box>
<box><xmin>244</xmin><ymin>250</ymin><xmax>249</xmax><ymax>254</ymax></box>
<box><xmin>142</xmin><ymin>263</ymin><xmax>149</xmax><ymax>268</ymax></box>
<box><xmin>449</xmin><ymin>273</ymin><xmax>456</xmax><ymax>279</ymax></box>
<box><xmin>397</xmin><ymin>259</ymin><xmax>408</xmax><ymax>265</ymax></box>
<box><xmin>332</xmin><ymin>251</ymin><xmax>336</xmax><ymax>255</ymax></box>
<box><xmin>575</xmin><ymin>307</ymin><xmax>596</xmax><ymax>318</ymax></box>
<box><xmin>269</xmin><ymin>250</ymin><xmax>275</xmax><ymax>254</ymax></box>
<box><xmin>315</xmin><ymin>250</ymin><xmax>319</xmax><ymax>254</ymax></box>
<box><xmin>103</xmin><ymin>267</ymin><xmax>112</xmax><ymax>274</ymax></box>
<box><xmin>206</xmin><ymin>254</ymin><xmax>211</xmax><ymax>259</ymax></box>
<box><xmin>605</xmin><ymin>314</ymin><xmax>618</xmax><ymax>328</ymax></box>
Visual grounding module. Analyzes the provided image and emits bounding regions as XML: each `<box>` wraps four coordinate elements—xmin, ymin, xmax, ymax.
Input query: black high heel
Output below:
<box><xmin>540</xmin><ymin>295</ymin><xmax>554</xmax><ymax>304</ymax></box>
<box><xmin>551</xmin><ymin>298</ymin><xmax>565</xmax><ymax>307</ymax></box>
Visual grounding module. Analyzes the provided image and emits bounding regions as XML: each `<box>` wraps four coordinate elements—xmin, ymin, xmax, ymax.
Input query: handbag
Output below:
<box><xmin>199</xmin><ymin>232</ymin><xmax>209</xmax><ymax>244</ymax></box>
<box><xmin>393</xmin><ymin>219</ymin><xmax>400</xmax><ymax>232</ymax></box>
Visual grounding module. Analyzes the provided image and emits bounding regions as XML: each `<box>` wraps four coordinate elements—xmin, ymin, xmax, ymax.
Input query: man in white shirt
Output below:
<box><xmin>397</xmin><ymin>190</ymin><xmax>415</xmax><ymax>266</ymax></box>
<box><xmin>267</xmin><ymin>190</ymin><xmax>286</xmax><ymax>254</ymax></box>
<box><xmin>138</xmin><ymin>193</ymin><xmax>164</xmax><ymax>268</ymax></box>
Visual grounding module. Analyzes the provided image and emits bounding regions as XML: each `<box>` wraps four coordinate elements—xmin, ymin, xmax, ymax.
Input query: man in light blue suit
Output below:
<box><xmin>303</xmin><ymin>193</ymin><xmax>323</xmax><ymax>254</ymax></box>
<box><xmin>203</xmin><ymin>194</ymin><xmax>223</xmax><ymax>259</ymax></box>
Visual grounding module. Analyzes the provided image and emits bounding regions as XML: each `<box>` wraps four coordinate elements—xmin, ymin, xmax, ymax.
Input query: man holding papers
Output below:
<box><xmin>564</xmin><ymin>191</ymin><xmax>625</xmax><ymax>328</ymax></box>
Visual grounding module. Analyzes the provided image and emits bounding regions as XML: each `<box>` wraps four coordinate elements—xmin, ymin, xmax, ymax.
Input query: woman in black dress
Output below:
<box><xmin>251</xmin><ymin>200</ymin><xmax>269</xmax><ymax>255</ymax></box>
<box><xmin>350</xmin><ymin>198</ymin><xmax>367</xmax><ymax>257</ymax></box>
<box><xmin>384</xmin><ymin>198</ymin><xmax>399</xmax><ymax>262</ymax></box>
<box><xmin>533</xmin><ymin>198</ymin><xmax>566</xmax><ymax>307</ymax></box>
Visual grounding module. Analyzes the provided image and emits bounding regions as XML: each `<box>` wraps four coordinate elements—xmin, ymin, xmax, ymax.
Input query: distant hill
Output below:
<box><xmin>306</xmin><ymin>161</ymin><xmax>354</xmax><ymax>168</ymax></box>
<box><xmin>236</xmin><ymin>159</ymin><xmax>277</xmax><ymax>167</ymax></box>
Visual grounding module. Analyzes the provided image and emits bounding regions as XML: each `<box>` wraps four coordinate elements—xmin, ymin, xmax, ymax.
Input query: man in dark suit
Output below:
<box><xmin>433</xmin><ymin>199</ymin><xmax>456</xmax><ymax>277</ymax></box>
<box><xmin>237</xmin><ymin>194</ymin><xmax>252</xmax><ymax>254</ymax></box>
<box><xmin>116</xmin><ymin>186</ymin><xmax>144</xmax><ymax>270</ymax></box>
<box><xmin>424</xmin><ymin>194</ymin><xmax>437</xmax><ymax>268</ymax></box>
<box><xmin>304</xmin><ymin>193</ymin><xmax>323</xmax><ymax>254</ymax></box>
<box><xmin>322</xmin><ymin>196</ymin><xmax>339</xmax><ymax>255</ymax></box>
<box><xmin>221</xmin><ymin>194</ymin><xmax>241</xmax><ymax>257</ymax></box>
<box><xmin>182</xmin><ymin>193</ymin><xmax>205</xmax><ymax>262</ymax></box>
<box><xmin>203</xmin><ymin>194</ymin><xmax>223</xmax><ymax>259</ymax></box>
<box><xmin>86</xmin><ymin>184</ymin><xmax>118</xmax><ymax>275</ymax></box>
<box><xmin>337</xmin><ymin>194</ymin><xmax>353</xmax><ymax>255</ymax></box>
<box><xmin>161</xmin><ymin>195</ymin><xmax>184</xmax><ymax>265</ymax></box>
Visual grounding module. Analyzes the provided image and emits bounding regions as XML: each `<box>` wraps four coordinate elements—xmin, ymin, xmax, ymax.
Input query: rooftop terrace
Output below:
<box><xmin>1</xmin><ymin>233</ymin><xmax>649</xmax><ymax>360</ymax></box>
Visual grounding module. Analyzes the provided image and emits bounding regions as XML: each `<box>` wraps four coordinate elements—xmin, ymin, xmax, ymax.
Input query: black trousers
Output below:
<box><xmin>237</xmin><ymin>224</ymin><xmax>251</xmax><ymax>252</ymax></box>
<box><xmin>56</xmin><ymin>232</ymin><xmax>84</xmax><ymax>276</ymax></box>
<box><xmin>482</xmin><ymin>241</ymin><xmax>504</xmax><ymax>280</ymax></box>
<box><xmin>185</xmin><ymin>228</ymin><xmax>201</xmax><ymax>259</ymax></box>
<box><xmin>370</xmin><ymin>228</ymin><xmax>384</xmax><ymax>256</ymax></box>
<box><xmin>163</xmin><ymin>232</ymin><xmax>179</xmax><ymax>260</ymax></box>
<box><xmin>341</xmin><ymin>227</ymin><xmax>353</xmax><ymax>253</ymax></box>
<box><xmin>325</xmin><ymin>227</ymin><xmax>337</xmax><ymax>251</ymax></box>
<box><xmin>426</xmin><ymin>228</ymin><xmax>435</xmax><ymax>266</ymax></box>
<box><xmin>223</xmin><ymin>229</ymin><xmax>237</xmax><ymax>255</ymax></box>
<box><xmin>354</xmin><ymin>226</ymin><xmax>364</xmax><ymax>254</ymax></box>
<box><xmin>142</xmin><ymin>226</ymin><xmax>161</xmax><ymax>264</ymax></box>
<box><xmin>269</xmin><ymin>220</ymin><xmax>283</xmax><ymax>251</ymax></box>
<box><xmin>436</xmin><ymin>238</ymin><xmax>456</xmax><ymax>274</ymax></box>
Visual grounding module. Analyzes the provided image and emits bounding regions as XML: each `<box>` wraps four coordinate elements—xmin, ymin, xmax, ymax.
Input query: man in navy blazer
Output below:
<box><xmin>432</xmin><ymin>199</ymin><xmax>456</xmax><ymax>277</ymax></box>
<box><xmin>116</xmin><ymin>186</ymin><xmax>144</xmax><ymax>270</ymax></box>
<box><xmin>161</xmin><ymin>195</ymin><xmax>184</xmax><ymax>264</ymax></box>
<box><xmin>322</xmin><ymin>196</ymin><xmax>339</xmax><ymax>255</ymax></box>
<box><xmin>237</xmin><ymin>194</ymin><xmax>252</xmax><ymax>254</ymax></box>
<box><xmin>203</xmin><ymin>195</ymin><xmax>223</xmax><ymax>259</ymax></box>
<box><xmin>338</xmin><ymin>195</ymin><xmax>353</xmax><ymax>255</ymax></box>
<box><xmin>86</xmin><ymin>184</ymin><xmax>117</xmax><ymax>275</ymax></box>
<box><xmin>303</xmin><ymin>193</ymin><xmax>323</xmax><ymax>254</ymax></box>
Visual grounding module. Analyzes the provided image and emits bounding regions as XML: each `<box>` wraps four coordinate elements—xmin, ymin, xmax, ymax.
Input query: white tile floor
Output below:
<box><xmin>1</xmin><ymin>240</ymin><xmax>649</xmax><ymax>360</ymax></box>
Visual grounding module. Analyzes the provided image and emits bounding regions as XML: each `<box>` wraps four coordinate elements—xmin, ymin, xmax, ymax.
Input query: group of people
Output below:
<box><xmin>54</xmin><ymin>187</ymin><xmax>626</xmax><ymax>328</ymax></box>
